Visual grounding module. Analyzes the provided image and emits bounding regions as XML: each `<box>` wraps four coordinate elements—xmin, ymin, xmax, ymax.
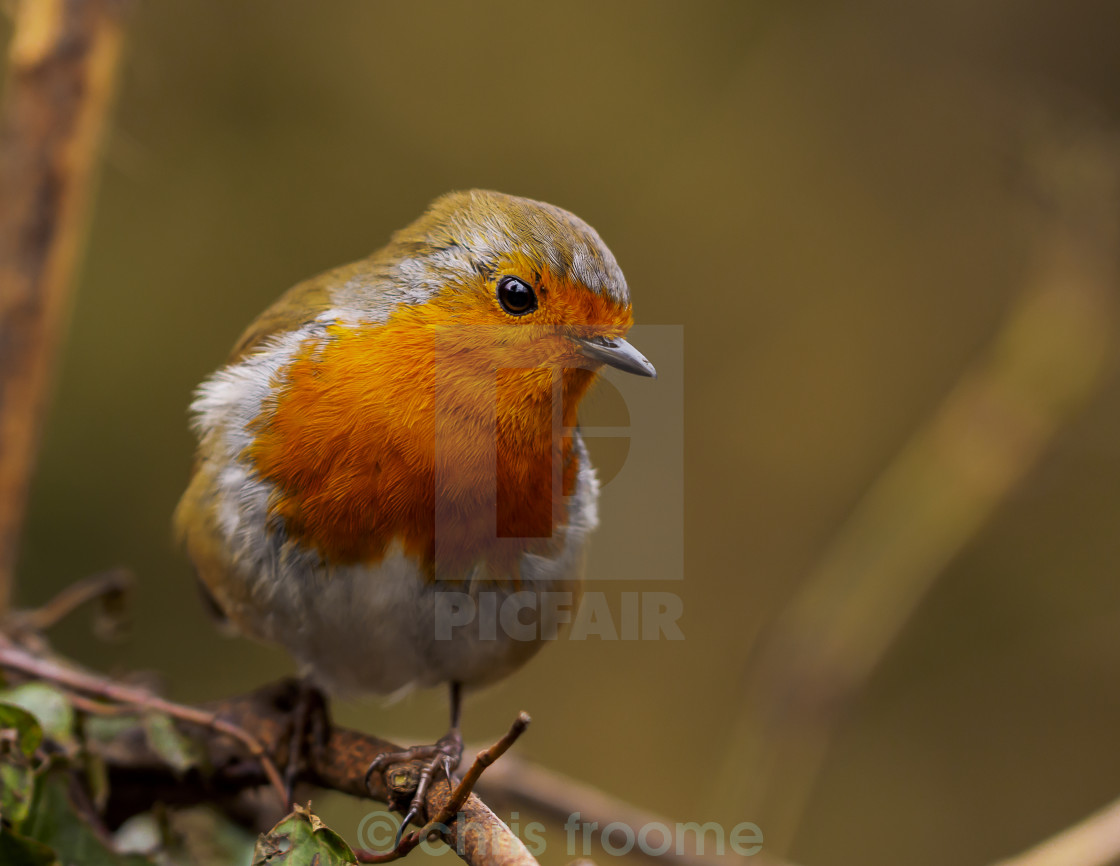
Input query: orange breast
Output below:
<box><xmin>245</xmin><ymin>303</ymin><xmax>599</xmax><ymax>580</ymax></box>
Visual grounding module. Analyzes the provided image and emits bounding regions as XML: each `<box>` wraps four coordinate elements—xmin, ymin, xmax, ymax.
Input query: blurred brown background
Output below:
<box><xmin>5</xmin><ymin>2</ymin><xmax>1120</xmax><ymax>864</ymax></box>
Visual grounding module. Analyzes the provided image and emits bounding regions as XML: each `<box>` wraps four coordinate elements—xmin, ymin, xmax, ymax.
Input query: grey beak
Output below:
<box><xmin>573</xmin><ymin>335</ymin><xmax>657</xmax><ymax>378</ymax></box>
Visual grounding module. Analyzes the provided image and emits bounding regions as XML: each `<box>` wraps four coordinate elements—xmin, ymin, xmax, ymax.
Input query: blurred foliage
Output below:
<box><xmin>3</xmin><ymin>1</ymin><xmax>1120</xmax><ymax>865</ymax></box>
<box><xmin>0</xmin><ymin>678</ymin><xmax>282</xmax><ymax>864</ymax></box>
<box><xmin>0</xmin><ymin>683</ymin><xmax>151</xmax><ymax>865</ymax></box>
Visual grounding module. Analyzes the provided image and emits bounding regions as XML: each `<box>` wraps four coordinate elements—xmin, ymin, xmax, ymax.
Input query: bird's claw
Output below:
<box><xmin>364</xmin><ymin>730</ymin><xmax>464</xmax><ymax>851</ymax></box>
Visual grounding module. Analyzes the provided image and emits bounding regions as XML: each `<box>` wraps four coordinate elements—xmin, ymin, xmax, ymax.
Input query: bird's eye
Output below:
<box><xmin>497</xmin><ymin>276</ymin><xmax>538</xmax><ymax>316</ymax></box>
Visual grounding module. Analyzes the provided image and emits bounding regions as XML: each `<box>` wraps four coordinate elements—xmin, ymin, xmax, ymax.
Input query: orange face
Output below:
<box><xmin>246</xmin><ymin>257</ymin><xmax>634</xmax><ymax>580</ymax></box>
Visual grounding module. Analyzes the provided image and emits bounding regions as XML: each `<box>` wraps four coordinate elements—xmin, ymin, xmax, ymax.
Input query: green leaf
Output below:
<box><xmin>22</xmin><ymin>773</ymin><xmax>156</xmax><ymax>866</ymax></box>
<box><xmin>0</xmin><ymin>702</ymin><xmax>44</xmax><ymax>757</ymax></box>
<box><xmin>85</xmin><ymin>752</ymin><xmax>110</xmax><ymax>812</ymax></box>
<box><xmin>164</xmin><ymin>807</ymin><xmax>257</xmax><ymax>865</ymax></box>
<box><xmin>0</xmin><ymin>702</ymin><xmax>45</xmax><ymax>827</ymax></box>
<box><xmin>253</xmin><ymin>805</ymin><xmax>357</xmax><ymax>866</ymax></box>
<box><xmin>0</xmin><ymin>685</ymin><xmax>76</xmax><ymax>751</ymax></box>
<box><xmin>140</xmin><ymin>711</ymin><xmax>203</xmax><ymax>774</ymax></box>
<box><xmin>0</xmin><ymin>827</ymin><xmax>57</xmax><ymax>866</ymax></box>
<box><xmin>0</xmin><ymin>761</ymin><xmax>37</xmax><ymax>828</ymax></box>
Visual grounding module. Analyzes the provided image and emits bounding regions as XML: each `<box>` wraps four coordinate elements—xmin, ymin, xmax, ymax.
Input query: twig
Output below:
<box><xmin>56</xmin><ymin>688</ymin><xmax>137</xmax><ymax>717</ymax></box>
<box><xmin>422</xmin><ymin>712</ymin><xmax>532</xmax><ymax>839</ymax></box>
<box><xmin>0</xmin><ymin>642</ymin><xmax>288</xmax><ymax>803</ymax></box>
<box><xmin>475</xmin><ymin>755</ymin><xmax>795</xmax><ymax>866</ymax></box>
<box><xmin>12</xmin><ymin>568</ymin><xmax>131</xmax><ymax>633</ymax></box>
<box><xmin>351</xmin><ymin>711</ymin><xmax>536</xmax><ymax>864</ymax></box>
<box><xmin>420</xmin><ymin>773</ymin><xmax>540</xmax><ymax>866</ymax></box>
<box><xmin>0</xmin><ymin>636</ymin><xmax>802</xmax><ymax>866</ymax></box>
<box><xmin>989</xmin><ymin>793</ymin><xmax>1120</xmax><ymax>866</ymax></box>
<box><xmin>0</xmin><ymin>643</ymin><xmax>543</xmax><ymax>866</ymax></box>
<box><xmin>0</xmin><ymin>0</ymin><xmax>132</xmax><ymax>616</ymax></box>
<box><xmin>353</xmin><ymin>716</ymin><xmax>533</xmax><ymax>864</ymax></box>
<box><xmin>191</xmin><ymin>687</ymin><xmax>542</xmax><ymax>866</ymax></box>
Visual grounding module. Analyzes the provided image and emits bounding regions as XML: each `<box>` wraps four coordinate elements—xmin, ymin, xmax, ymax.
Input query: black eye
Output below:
<box><xmin>497</xmin><ymin>276</ymin><xmax>537</xmax><ymax>315</ymax></box>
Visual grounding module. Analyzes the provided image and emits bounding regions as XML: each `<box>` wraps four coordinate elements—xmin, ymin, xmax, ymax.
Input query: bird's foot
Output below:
<box><xmin>273</xmin><ymin>678</ymin><xmax>331</xmax><ymax>809</ymax></box>
<box><xmin>364</xmin><ymin>729</ymin><xmax>463</xmax><ymax>846</ymax></box>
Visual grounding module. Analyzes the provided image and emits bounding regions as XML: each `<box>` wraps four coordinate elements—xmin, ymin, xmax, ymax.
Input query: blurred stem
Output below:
<box><xmin>715</xmin><ymin>123</ymin><xmax>1120</xmax><ymax>852</ymax></box>
<box><xmin>0</xmin><ymin>0</ymin><xmax>129</xmax><ymax>615</ymax></box>
<box><xmin>990</xmin><ymin>793</ymin><xmax>1120</xmax><ymax>866</ymax></box>
<box><xmin>476</xmin><ymin>754</ymin><xmax>797</xmax><ymax>866</ymax></box>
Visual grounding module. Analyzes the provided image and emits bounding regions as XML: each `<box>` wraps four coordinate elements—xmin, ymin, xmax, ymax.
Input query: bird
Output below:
<box><xmin>173</xmin><ymin>189</ymin><xmax>655</xmax><ymax>830</ymax></box>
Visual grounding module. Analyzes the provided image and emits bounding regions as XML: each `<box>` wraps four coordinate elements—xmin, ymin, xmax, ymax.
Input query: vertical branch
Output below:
<box><xmin>716</xmin><ymin>119</ymin><xmax>1120</xmax><ymax>852</ymax></box>
<box><xmin>0</xmin><ymin>0</ymin><xmax>130</xmax><ymax>614</ymax></box>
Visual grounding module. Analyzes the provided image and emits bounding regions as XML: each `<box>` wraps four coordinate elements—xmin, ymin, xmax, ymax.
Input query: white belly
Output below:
<box><xmin>254</xmin><ymin>544</ymin><xmax>587</xmax><ymax>695</ymax></box>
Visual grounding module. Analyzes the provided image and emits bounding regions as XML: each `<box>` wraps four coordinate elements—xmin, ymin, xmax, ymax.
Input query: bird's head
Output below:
<box><xmin>367</xmin><ymin>189</ymin><xmax>656</xmax><ymax>383</ymax></box>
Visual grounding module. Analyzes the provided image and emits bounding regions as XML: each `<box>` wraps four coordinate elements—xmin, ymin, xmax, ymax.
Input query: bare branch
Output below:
<box><xmin>421</xmin><ymin>712</ymin><xmax>532</xmax><ymax>840</ymax></box>
<box><xmin>0</xmin><ymin>639</ymin><xmax>289</xmax><ymax>803</ymax></box>
<box><xmin>0</xmin><ymin>0</ymin><xmax>132</xmax><ymax>615</ymax></box>
<box><xmin>475</xmin><ymin>755</ymin><xmax>796</xmax><ymax>866</ymax></box>
<box><xmin>0</xmin><ymin>636</ymin><xmax>542</xmax><ymax>866</ymax></box>
<box><xmin>9</xmin><ymin>567</ymin><xmax>131</xmax><ymax>634</ymax></box>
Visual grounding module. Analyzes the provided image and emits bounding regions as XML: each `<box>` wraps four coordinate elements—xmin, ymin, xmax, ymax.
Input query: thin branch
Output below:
<box><xmin>0</xmin><ymin>0</ymin><xmax>132</xmax><ymax>615</ymax></box>
<box><xmin>420</xmin><ymin>713</ymin><xmax>532</xmax><ymax>840</ymax></box>
<box><xmin>475</xmin><ymin>755</ymin><xmax>796</xmax><ymax>866</ymax></box>
<box><xmin>9</xmin><ymin>567</ymin><xmax>131</xmax><ymax>633</ymax></box>
<box><xmin>0</xmin><ymin>628</ymin><xmax>807</xmax><ymax>866</ymax></box>
<box><xmin>0</xmin><ymin>639</ymin><xmax>542</xmax><ymax>866</ymax></box>
<box><xmin>354</xmin><ymin>715</ymin><xmax>533</xmax><ymax>864</ymax></box>
<box><xmin>0</xmin><ymin>641</ymin><xmax>288</xmax><ymax>803</ymax></box>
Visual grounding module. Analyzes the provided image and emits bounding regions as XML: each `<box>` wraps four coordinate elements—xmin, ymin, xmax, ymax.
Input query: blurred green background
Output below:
<box><xmin>6</xmin><ymin>2</ymin><xmax>1120</xmax><ymax>864</ymax></box>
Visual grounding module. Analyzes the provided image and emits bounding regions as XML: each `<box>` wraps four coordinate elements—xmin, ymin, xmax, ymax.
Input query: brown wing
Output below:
<box><xmin>177</xmin><ymin>266</ymin><xmax>342</xmax><ymax>632</ymax></box>
<box><xmin>228</xmin><ymin>247</ymin><xmax>418</xmax><ymax>362</ymax></box>
<box><xmin>178</xmin><ymin>255</ymin><xmax>401</xmax><ymax>633</ymax></box>
<box><xmin>227</xmin><ymin>270</ymin><xmax>336</xmax><ymax>362</ymax></box>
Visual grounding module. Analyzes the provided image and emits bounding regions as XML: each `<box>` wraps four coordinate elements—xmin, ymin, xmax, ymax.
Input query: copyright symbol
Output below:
<box><xmin>357</xmin><ymin>811</ymin><xmax>400</xmax><ymax>850</ymax></box>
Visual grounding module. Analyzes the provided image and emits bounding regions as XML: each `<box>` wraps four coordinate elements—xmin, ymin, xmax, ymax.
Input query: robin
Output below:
<box><xmin>174</xmin><ymin>189</ymin><xmax>655</xmax><ymax>828</ymax></box>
